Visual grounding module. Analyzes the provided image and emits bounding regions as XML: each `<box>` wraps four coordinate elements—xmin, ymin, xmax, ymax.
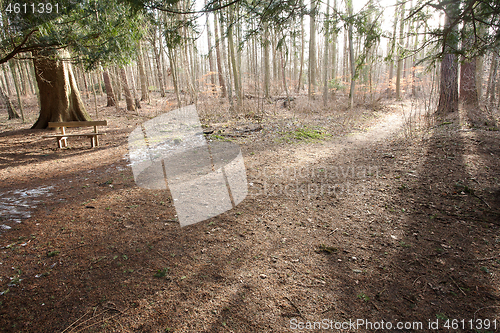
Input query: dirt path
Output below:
<box><xmin>284</xmin><ymin>108</ymin><xmax>404</xmax><ymax>169</ymax></box>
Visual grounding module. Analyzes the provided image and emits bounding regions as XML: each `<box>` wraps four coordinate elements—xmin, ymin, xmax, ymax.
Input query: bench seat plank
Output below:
<box><xmin>43</xmin><ymin>133</ymin><xmax>106</xmax><ymax>138</ymax></box>
<box><xmin>48</xmin><ymin>121</ymin><xmax>107</xmax><ymax>128</ymax></box>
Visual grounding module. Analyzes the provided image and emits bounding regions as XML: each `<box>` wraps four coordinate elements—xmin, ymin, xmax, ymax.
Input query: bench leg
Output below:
<box><xmin>57</xmin><ymin>138</ymin><xmax>67</xmax><ymax>148</ymax></box>
<box><xmin>95</xmin><ymin>136</ymin><xmax>99</xmax><ymax>146</ymax></box>
<box><xmin>90</xmin><ymin>136</ymin><xmax>95</xmax><ymax>148</ymax></box>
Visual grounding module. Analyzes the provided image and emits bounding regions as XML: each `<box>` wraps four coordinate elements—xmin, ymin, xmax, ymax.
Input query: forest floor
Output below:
<box><xmin>0</xmin><ymin>93</ymin><xmax>499</xmax><ymax>332</ymax></box>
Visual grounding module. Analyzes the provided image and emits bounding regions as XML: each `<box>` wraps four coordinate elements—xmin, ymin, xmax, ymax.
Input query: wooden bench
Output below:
<box><xmin>43</xmin><ymin>121</ymin><xmax>108</xmax><ymax>148</ymax></box>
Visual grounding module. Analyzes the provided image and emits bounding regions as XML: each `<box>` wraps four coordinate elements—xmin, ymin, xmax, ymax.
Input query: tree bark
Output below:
<box><xmin>31</xmin><ymin>50</ymin><xmax>90</xmax><ymax>129</ymax></box>
<box><xmin>228</xmin><ymin>7</ymin><xmax>241</xmax><ymax>108</ymax></box>
<box><xmin>102</xmin><ymin>71</ymin><xmax>116</xmax><ymax>107</ymax></box>
<box><xmin>264</xmin><ymin>23</ymin><xmax>271</xmax><ymax>98</ymax></box>
<box><xmin>296</xmin><ymin>16</ymin><xmax>305</xmax><ymax>93</ymax></box>
<box><xmin>436</xmin><ymin>2</ymin><xmax>459</xmax><ymax>115</ymax></box>
<box><xmin>137</xmin><ymin>42</ymin><xmax>149</xmax><ymax>102</ymax></box>
<box><xmin>152</xmin><ymin>28</ymin><xmax>166</xmax><ymax>98</ymax></box>
<box><xmin>388</xmin><ymin>3</ymin><xmax>399</xmax><ymax>93</ymax></box>
<box><xmin>347</xmin><ymin>0</ymin><xmax>355</xmax><ymax>110</ymax></box>
<box><xmin>459</xmin><ymin>26</ymin><xmax>478</xmax><ymax>108</ymax></box>
<box><xmin>120</xmin><ymin>67</ymin><xmax>136</xmax><ymax>111</ymax></box>
<box><xmin>0</xmin><ymin>85</ymin><xmax>19</xmax><ymax>119</ymax></box>
<box><xmin>323</xmin><ymin>0</ymin><xmax>330</xmax><ymax>106</ymax></box>
<box><xmin>213</xmin><ymin>13</ymin><xmax>227</xmax><ymax>97</ymax></box>
<box><xmin>9</xmin><ymin>60</ymin><xmax>25</xmax><ymax>122</ymax></box>
<box><xmin>308</xmin><ymin>0</ymin><xmax>317</xmax><ymax>99</ymax></box>
<box><xmin>331</xmin><ymin>0</ymin><xmax>337</xmax><ymax>83</ymax></box>
<box><xmin>486</xmin><ymin>54</ymin><xmax>498</xmax><ymax>104</ymax></box>
<box><xmin>2</xmin><ymin>64</ymin><xmax>12</xmax><ymax>96</ymax></box>
<box><xmin>206</xmin><ymin>10</ymin><xmax>216</xmax><ymax>88</ymax></box>
<box><xmin>219</xmin><ymin>12</ymin><xmax>234</xmax><ymax>108</ymax></box>
<box><xmin>395</xmin><ymin>1</ymin><xmax>405</xmax><ymax>99</ymax></box>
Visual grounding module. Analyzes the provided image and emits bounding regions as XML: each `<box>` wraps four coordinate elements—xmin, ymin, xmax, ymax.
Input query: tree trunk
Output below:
<box><xmin>113</xmin><ymin>66</ymin><xmax>122</xmax><ymax>101</ymax></box>
<box><xmin>0</xmin><ymin>85</ymin><xmax>19</xmax><ymax>119</ymax></box>
<box><xmin>213</xmin><ymin>13</ymin><xmax>227</xmax><ymax>97</ymax></box>
<box><xmin>120</xmin><ymin>67</ymin><xmax>135</xmax><ymax>111</ymax></box>
<box><xmin>137</xmin><ymin>43</ymin><xmax>149</xmax><ymax>102</ymax></box>
<box><xmin>323</xmin><ymin>0</ymin><xmax>330</xmax><ymax>106</ymax></box>
<box><xmin>308</xmin><ymin>0</ymin><xmax>317</xmax><ymax>99</ymax></box>
<box><xmin>436</xmin><ymin>2</ymin><xmax>459</xmax><ymax>115</ymax></box>
<box><xmin>331</xmin><ymin>0</ymin><xmax>337</xmax><ymax>83</ymax></box>
<box><xmin>31</xmin><ymin>50</ymin><xmax>90</xmax><ymax>129</ymax></box>
<box><xmin>228</xmin><ymin>7</ymin><xmax>241</xmax><ymax>108</ymax></box>
<box><xmin>486</xmin><ymin>54</ymin><xmax>498</xmax><ymax>104</ymax></box>
<box><xmin>296</xmin><ymin>16</ymin><xmax>304</xmax><ymax>93</ymax></box>
<box><xmin>347</xmin><ymin>0</ymin><xmax>355</xmax><ymax>110</ymax></box>
<box><xmin>395</xmin><ymin>1</ymin><xmax>405</xmax><ymax>99</ymax></box>
<box><xmin>264</xmin><ymin>23</ymin><xmax>271</xmax><ymax>98</ymax></box>
<box><xmin>152</xmin><ymin>29</ymin><xmax>166</xmax><ymax>98</ymax></box>
<box><xmin>102</xmin><ymin>71</ymin><xmax>116</xmax><ymax>107</ymax></box>
<box><xmin>219</xmin><ymin>12</ymin><xmax>234</xmax><ymax>109</ymax></box>
<box><xmin>388</xmin><ymin>3</ymin><xmax>399</xmax><ymax>93</ymax></box>
<box><xmin>128</xmin><ymin>66</ymin><xmax>141</xmax><ymax>110</ymax></box>
<box><xmin>9</xmin><ymin>60</ymin><xmax>25</xmax><ymax>122</ymax></box>
<box><xmin>168</xmin><ymin>48</ymin><xmax>182</xmax><ymax>108</ymax></box>
<box><xmin>459</xmin><ymin>25</ymin><xmax>478</xmax><ymax>108</ymax></box>
<box><xmin>206</xmin><ymin>10</ymin><xmax>216</xmax><ymax>88</ymax></box>
<box><xmin>2</xmin><ymin>64</ymin><xmax>12</xmax><ymax>96</ymax></box>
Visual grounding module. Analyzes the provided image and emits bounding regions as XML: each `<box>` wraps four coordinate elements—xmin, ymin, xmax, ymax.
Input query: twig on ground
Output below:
<box><xmin>475</xmin><ymin>255</ymin><xmax>499</xmax><ymax>261</ymax></box>
<box><xmin>474</xmin><ymin>306</ymin><xmax>500</xmax><ymax>320</ymax></box>
<box><xmin>412</xmin><ymin>275</ymin><xmax>426</xmax><ymax>287</ymax></box>
<box><xmin>285</xmin><ymin>296</ymin><xmax>306</xmax><ymax>320</ymax></box>
<box><xmin>75</xmin><ymin>308</ymin><xmax>129</xmax><ymax>333</ymax></box>
<box><xmin>450</xmin><ymin>277</ymin><xmax>466</xmax><ymax>296</ymax></box>
<box><xmin>60</xmin><ymin>308</ymin><xmax>92</xmax><ymax>333</ymax></box>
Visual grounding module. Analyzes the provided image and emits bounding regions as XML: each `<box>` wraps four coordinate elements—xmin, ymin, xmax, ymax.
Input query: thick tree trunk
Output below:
<box><xmin>102</xmin><ymin>71</ymin><xmax>116</xmax><ymax>107</ymax></box>
<box><xmin>120</xmin><ymin>67</ymin><xmax>136</xmax><ymax>111</ymax></box>
<box><xmin>31</xmin><ymin>50</ymin><xmax>90</xmax><ymax>129</ymax></box>
<box><xmin>460</xmin><ymin>41</ymin><xmax>479</xmax><ymax>109</ymax></box>
<box><xmin>436</xmin><ymin>54</ymin><xmax>459</xmax><ymax>115</ymax></box>
<box><xmin>436</xmin><ymin>2</ymin><xmax>459</xmax><ymax>116</ymax></box>
<box><xmin>460</xmin><ymin>25</ymin><xmax>478</xmax><ymax>108</ymax></box>
<box><xmin>460</xmin><ymin>59</ymin><xmax>478</xmax><ymax>107</ymax></box>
